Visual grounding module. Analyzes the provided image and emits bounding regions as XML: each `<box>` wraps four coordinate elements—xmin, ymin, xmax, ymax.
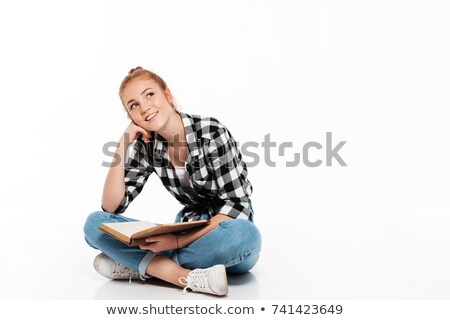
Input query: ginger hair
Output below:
<box><xmin>119</xmin><ymin>66</ymin><xmax>179</xmax><ymax>111</ymax></box>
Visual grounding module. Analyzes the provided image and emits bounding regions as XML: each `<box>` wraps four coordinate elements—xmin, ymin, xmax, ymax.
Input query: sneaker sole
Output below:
<box><xmin>213</xmin><ymin>265</ymin><xmax>228</xmax><ymax>296</ymax></box>
<box><xmin>93</xmin><ymin>253</ymin><xmax>112</xmax><ymax>279</ymax></box>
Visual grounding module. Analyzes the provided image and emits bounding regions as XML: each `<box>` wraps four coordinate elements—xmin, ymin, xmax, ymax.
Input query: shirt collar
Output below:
<box><xmin>151</xmin><ymin>112</ymin><xmax>201</xmax><ymax>162</ymax></box>
<box><xmin>181</xmin><ymin>112</ymin><xmax>204</xmax><ymax>163</ymax></box>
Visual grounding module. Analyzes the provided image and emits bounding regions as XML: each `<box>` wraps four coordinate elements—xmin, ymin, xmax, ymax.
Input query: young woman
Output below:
<box><xmin>83</xmin><ymin>67</ymin><xmax>262</xmax><ymax>296</ymax></box>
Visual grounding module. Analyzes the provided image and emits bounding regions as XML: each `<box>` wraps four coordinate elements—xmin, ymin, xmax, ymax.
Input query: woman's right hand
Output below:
<box><xmin>122</xmin><ymin>121</ymin><xmax>151</xmax><ymax>145</ymax></box>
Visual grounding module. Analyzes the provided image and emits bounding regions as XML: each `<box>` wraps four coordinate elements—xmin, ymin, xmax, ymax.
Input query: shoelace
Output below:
<box><xmin>178</xmin><ymin>270</ymin><xmax>209</xmax><ymax>294</ymax></box>
<box><xmin>112</xmin><ymin>262</ymin><xmax>144</xmax><ymax>283</ymax></box>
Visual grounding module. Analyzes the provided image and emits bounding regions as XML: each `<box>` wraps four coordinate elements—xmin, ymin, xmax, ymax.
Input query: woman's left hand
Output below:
<box><xmin>139</xmin><ymin>233</ymin><xmax>178</xmax><ymax>252</ymax></box>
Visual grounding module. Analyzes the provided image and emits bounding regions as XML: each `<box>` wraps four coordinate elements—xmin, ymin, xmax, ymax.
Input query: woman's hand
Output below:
<box><xmin>122</xmin><ymin>121</ymin><xmax>151</xmax><ymax>145</ymax></box>
<box><xmin>101</xmin><ymin>121</ymin><xmax>151</xmax><ymax>213</ymax></box>
<box><xmin>139</xmin><ymin>233</ymin><xmax>178</xmax><ymax>252</ymax></box>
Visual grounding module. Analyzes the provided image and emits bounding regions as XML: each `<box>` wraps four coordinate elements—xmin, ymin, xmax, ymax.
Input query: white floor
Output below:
<box><xmin>1</xmin><ymin>195</ymin><xmax>450</xmax><ymax>300</ymax></box>
<box><xmin>1</xmin><ymin>0</ymin><xmax>450</xmax><ymax>304</ymax></box>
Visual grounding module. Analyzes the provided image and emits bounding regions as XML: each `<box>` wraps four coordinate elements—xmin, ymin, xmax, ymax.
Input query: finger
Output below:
<box><xmin>146</xmin><ymin>235</ymin><xmax>164</xmax><ymax>242</ymax></box>
<box><xmin>146</xmin><ymin>131</ymin><xmax>152</xmax><ymax>141</ymax></box>
<box><xmin>139</xmin><ymin>243</ymin><xmax>153</xmax><ymax>250</ymax></box>
<box><xmin>134</xmin><ymin>127</ymin><xmax>150</xmax><ymax>143</ymax></box>
<box><xmin>133</xmin><ymin>126</ymin><xmax>145</xmax><ymax>136</ymax></box>
<box><xmin>140</xmin><ymin>129</ymin><xmax>151</xmax><ymax>142</ymax></box>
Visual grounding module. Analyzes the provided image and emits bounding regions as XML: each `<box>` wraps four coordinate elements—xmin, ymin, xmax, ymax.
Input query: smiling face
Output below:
<box><xmin>120</xmin><ymin>77</ymin><xmax>177</xmax><ymax>132</ymax></box>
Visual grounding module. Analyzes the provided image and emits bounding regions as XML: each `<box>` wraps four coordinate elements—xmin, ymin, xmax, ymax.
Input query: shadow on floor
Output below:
<box><xmin>94</xmin><ymin>272</ymin><xmax>260</xmax><ymax>300</ymax></box>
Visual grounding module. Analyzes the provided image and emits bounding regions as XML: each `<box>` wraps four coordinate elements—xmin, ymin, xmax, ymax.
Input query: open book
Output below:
<box><xmin>99</xmin><ymin>220</ymin><xmax>209</xmax><ymax>246</ymax></box>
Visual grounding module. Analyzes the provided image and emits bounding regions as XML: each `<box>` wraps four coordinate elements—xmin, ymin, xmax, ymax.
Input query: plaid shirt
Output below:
<box><xmin>107</xmin><ymin>112</ymin><xmax>253</xmax><ymax>222</ymax></box>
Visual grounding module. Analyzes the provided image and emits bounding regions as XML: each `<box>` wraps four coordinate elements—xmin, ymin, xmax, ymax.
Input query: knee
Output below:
<box><xmin>220</xmin><ymin>219</ymin><xmax>262</xmax><ymax>249</ymax></box>
<box><xmin>83</xmin><ymin>211</ymin><xmax>109</xmax><ymax>243</ymax></box>
<box><xmin>218</xmin><ymin>220</ymin><xmax>261</xmax><ymax>272</ymax></box>
<box><xmin>209</xmin><ymin>219</ymin><xmax>262</xmax><ymax>263</ymax></box>
<box><xmin>227</xmin><ymin>249</ymin><xmax>261</xmax><ymax>274</ymax></box>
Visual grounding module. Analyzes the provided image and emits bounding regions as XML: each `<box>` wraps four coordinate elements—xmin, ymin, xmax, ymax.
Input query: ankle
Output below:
<box><xmin>178</xmin><ymin>264</ymin><xmax>228</xmax><ymax>296</ymax></box>
<box><xmin>176</xmin><ymin>270</ymin><xmax>191</xmax><ymax>288</ymax></box>
<box><xmin>147</xmin><ymin>256</ymin><xmax>192</xmax><ymax>287</ymax></box>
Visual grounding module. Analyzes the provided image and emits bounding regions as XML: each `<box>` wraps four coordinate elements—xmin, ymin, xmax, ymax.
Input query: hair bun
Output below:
<box><xmin>129</xmin><ymin>66</ymin><xmax>143</xmax><ymax>74</ymax></box>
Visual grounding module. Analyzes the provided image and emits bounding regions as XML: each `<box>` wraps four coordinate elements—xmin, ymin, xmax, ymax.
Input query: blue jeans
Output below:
<box><xmin>83</xmin><ymin>209</ymin><xmax>262</xmax><ymax>278</ymax></box>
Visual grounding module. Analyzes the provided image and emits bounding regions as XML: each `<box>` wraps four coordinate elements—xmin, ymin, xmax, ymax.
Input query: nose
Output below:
<box><xmin>139</xmin><ymin>101</ymin><xmax>151</xmax><ymax>115</ymax></box>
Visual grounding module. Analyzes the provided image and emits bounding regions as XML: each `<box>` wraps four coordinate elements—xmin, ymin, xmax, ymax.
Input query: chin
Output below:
<box><xmin>146</xmin><ymin>121</ymin><xmax>162</xmax><ymax>132</ymax></box>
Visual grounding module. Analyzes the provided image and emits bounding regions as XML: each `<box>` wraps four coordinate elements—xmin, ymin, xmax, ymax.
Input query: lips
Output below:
<box><xmin>145</xmin><ymin>111</ymin><xmax>159</xmax><ymax>121</ymax></box>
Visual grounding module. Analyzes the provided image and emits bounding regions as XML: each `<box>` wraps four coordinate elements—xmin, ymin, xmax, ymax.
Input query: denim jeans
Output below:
<box><xmin>83</xmin><ymin>207</ymin><xmax>262</xmax><ymax>278</ymax></box>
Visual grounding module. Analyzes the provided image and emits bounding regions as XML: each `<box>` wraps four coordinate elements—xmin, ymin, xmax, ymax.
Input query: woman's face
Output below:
<box><xmin>120</xmin><ymin>78</ymin><xmax>175</xmax><ymax>131</ymax></box>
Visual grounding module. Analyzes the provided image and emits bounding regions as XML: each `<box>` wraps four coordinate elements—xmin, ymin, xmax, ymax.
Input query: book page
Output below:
<box><xmin>101</xmin><ymin>221</ymin><xmax>157</xmax><ymax>238</ymax></box>
<box><xmin>132</xmin><ymin>220</ymin><xmax>209</xmax><ymax>239</ymax></box>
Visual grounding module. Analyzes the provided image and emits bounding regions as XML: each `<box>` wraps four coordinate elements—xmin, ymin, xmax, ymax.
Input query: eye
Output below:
<box><xmin>146</xmin><ymin>92</ymin><xmax>154</xmax><ymax>98</ymax></box>
<box><xmin>129</xmin><ymin>103</ymin><xmax>138</xmax><ymax>110</ymax></box>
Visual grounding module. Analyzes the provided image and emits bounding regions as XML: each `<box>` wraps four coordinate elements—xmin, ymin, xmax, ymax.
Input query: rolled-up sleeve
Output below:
<box><xmin>103</xmin><ymin>139</ymin><xmax>153</xmax><ymax>214</ymax></box>
<box><xmin>208</xmin><ymin>128</ymin><xmax>253</xmax><ymax>220</ymax></box>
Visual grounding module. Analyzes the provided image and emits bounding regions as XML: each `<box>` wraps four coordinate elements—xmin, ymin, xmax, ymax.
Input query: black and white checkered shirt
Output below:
<box><xmin>107</xmin><ymin>112</ymin><xmax>254</xmax><ymax>222</ymax></box>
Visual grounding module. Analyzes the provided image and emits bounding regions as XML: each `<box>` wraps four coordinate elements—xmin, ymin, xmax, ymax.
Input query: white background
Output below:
<box><xmin>0</xmin><ymin>0</ymin><xmax>449</xmax><ymax>300</ymax></box>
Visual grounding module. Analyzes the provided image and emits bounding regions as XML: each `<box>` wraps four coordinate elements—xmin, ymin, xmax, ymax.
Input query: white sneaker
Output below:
<box><xmin>93</xmin><ymin>253</ymin><xmax>143</xmax><ymax>282</ymax></box>
<box><xmin>178</xmin><ymin>264</ymin><xmax>228</xmax><ymax>296</ymax></box>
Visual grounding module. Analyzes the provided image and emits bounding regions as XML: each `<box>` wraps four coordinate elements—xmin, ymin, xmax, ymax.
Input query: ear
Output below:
<box><xmin>164</xmin><ymin>88</ymin><xmax>174</xmax><ymax>104</ymax></box>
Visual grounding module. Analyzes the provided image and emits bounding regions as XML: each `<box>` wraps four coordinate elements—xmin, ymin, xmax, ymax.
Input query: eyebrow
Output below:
<box><xmin>126</xmin><ymin>87</ymin><xmax>153</xmax><ymax>107</ymax></box>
